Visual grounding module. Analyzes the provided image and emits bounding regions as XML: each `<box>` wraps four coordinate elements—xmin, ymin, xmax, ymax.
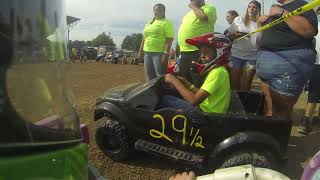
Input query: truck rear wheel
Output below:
<box><xmin>95</xmin><ymin>117</ymin><xmax>134</xmax><ymax>161</ymax></box>
<box><xmin>219</xmin><ymin>149</ymin><xmax>277</xmax><ymax>169</ymax></box>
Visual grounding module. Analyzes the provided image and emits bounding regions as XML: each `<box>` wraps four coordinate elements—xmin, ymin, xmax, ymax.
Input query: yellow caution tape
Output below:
<box><xmin>236</xmin><ymin>0</ymin><xmax>320</xmax><ymax>41</ymax></box>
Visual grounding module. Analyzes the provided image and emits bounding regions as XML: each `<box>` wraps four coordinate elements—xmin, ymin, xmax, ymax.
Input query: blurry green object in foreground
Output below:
<box><xmin>0</xmin><ymin>143</ymin><xmax>88</xmax><ymax>180</ymax></box>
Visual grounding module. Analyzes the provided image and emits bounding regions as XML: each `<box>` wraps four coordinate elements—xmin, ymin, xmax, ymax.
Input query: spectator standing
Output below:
<box><xmin>256</xmin><ymin>0</ymin><xmax>318</xmax><ymax>119</ymax></box>
<box><xmin>177</xmin><ymin>0</ymin><xmax>217</xmax><ymax>82</ymax></box>
<box><xmin>228</xmin><ymin>1</ymin><xmax>261</xmax><ymax>91</ymax></box>
<box><xmin>138</xmin><ymin>3</ymin><xmax>174</xmax><ymax>81</ymax></box>
<box><xmin>71</xmin><ymin>47</ymin><xmax>77</xmax><ymax>63</ymax></box>
<box><xmin>298</xmin><ymin>10</ymin><xmax>320</xmax><ymax>135</ymax></box>
<box><xmin>224</xmin><ymin>10</ymin><xmax>239</xmax><ymax>35</ymax></box>
<box><xmin>80</xmin><ymin>48</ymin><xmax>86</xmax><ymax>63</ymax></box>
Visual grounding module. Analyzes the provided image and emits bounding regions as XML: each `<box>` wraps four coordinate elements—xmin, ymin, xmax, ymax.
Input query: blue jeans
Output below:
<box><xmin>256</xmin><ymin>49</ymin><xmax>316</xmax><ymax>96</ymax></box>
<box><xmin>144</xmin><ymin>52</ymin><xmax>165</xmax><ymax>81</ymax></box>
<box><xmin>229</xmin><ymin>56</ymin><xmax>257</xmax><ymax>70</ymax></box>
<box><xmin>159</xmin><ymin>95</ymin><xmax>200</xmax><ymax>112</ymax></box>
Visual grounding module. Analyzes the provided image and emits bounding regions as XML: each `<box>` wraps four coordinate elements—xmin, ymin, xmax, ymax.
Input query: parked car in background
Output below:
<box><xmin>96</xmin><ymin>46</ymin><xmax>107</xmax><ymax>62</ymax></box>
<box><xmin>86</xmin><ymin>47</ymin><xmax>97</xmax><ymax>60</ymax></box>
<box><xmin>103</xmin><ymin>50</ymin><xmax>123</xmax><ymax>64</ymax></box>
<box><xmin>79</xmin><ymin>47</ymin><xmax>97</xmax><ymax>61</ymax></box>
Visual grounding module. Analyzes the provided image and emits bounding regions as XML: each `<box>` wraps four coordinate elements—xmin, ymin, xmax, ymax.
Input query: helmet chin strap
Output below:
<box><xmin>199</xmin><ymin>56</ymin><xmax>221</xmax><ymax>77</ymax></box>
<box><xmin>198</xmin><ymin>45</ymin><xmax>231</xmax><ymax>77</ymax></box>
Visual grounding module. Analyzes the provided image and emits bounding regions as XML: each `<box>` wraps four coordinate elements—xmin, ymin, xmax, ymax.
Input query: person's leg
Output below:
<box><xmin>257</xmin><ymin>49</ymin><xmax>315</xmax><ymax>120</ymax></box>
<box><xmin>153</xmin><ymin>52</ymin><xmax>166</xmax><ymax>77</ymax></box>
<box><xmin>261</xmin><ymin>82</ymin><xmax>272</xmax><ymax>117</ymax></box>
<box><xmin>241</xmin><ymin>60</ymin><xmax>256</xmax><ymax>91</ymax></box>
<box><xmin>256</xmin><ymin>51</ymin><xmax>276</xmax><ymax>117</ymax></box>
<box><xmin>299</xmin><ymin>102</ymin><xmax>317</xmax><ymax>134</ymax></box>
<box><xmin>310</xmin><ymin>65</ymin><xmax>320</xmax><ymax>121</ymax></box>
<box><xmin>144</xmin><ymin>52</ymin><xmax>156</xmax><ymax>81</ymax></box>
<box><xmin>229</xmin><ymin>56</ymin><xmax>244</xmax><ymax>90</ymax></box>
<box><xmin>271</xmin><ymin>50</ymin><xmax>315</xmax><ymax>119</ymax></box>
<box><xmin>270</xmin><ymin>90</ymin><xmax>299</xmax><ymax>119</ymax></box>
<box><xmin>179</xmin><ymin>53</ymin><xmax>192</xmax><ymax>82</ymax></box>
<box><xmin>299</xmin><ymin>64</ymin><xmax>320</xmax><ymax>134</ymax></box>
<box><xmin>160</xmin><ymin>95</ymin><xmax>194</xmax><ymax>109</ymax></box>
<box><xmin>305</xmin><ymin>103</ymin><xmax>317</xmax><ymax>117</ymax></box>
<box><xmin>179</xmin><ymin>51</ymin><xmax>199</xmax><ymax>82</ymax></box>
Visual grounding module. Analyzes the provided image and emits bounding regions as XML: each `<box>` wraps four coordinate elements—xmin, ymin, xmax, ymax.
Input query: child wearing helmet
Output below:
<box><xmin>162</xmin><ymin>33</ymin><xmax>231</xmax><ymax>113</ymax></box>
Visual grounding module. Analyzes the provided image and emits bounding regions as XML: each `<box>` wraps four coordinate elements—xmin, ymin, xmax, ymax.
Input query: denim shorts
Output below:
<box><xmin>256</xmin><ymin>49</ymin><xmax>316</xmax><ymax>97</ymax></box>
<box><xmin>229</xmin><ymin>56</ymin><xmax>257</xmax><ymax>70</ymax></box>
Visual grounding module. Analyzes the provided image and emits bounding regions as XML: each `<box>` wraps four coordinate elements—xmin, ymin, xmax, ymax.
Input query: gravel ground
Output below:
<box><xmin>68</xmin><ymin>61</ymin><xmax>320</xmax><ymax>180</ymax></box>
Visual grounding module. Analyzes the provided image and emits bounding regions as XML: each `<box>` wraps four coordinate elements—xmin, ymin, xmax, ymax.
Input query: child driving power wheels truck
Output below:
<box><xmin>161</xmin><ymin>33</ymin><xmax>232</xmax><ymax>114</ymax></box>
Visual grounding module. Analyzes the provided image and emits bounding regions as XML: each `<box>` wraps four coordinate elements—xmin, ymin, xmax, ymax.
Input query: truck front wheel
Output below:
<box><xmin>95</xmin><ymin>117</ymin><xmax>134</xmax><ymax>161</ymax></box>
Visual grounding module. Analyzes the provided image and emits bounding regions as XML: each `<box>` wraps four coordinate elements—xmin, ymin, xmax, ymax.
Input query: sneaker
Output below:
<box><xmin>297</xmin><ymin>117</ymin><xmax>312</xmax><ymax>135</ymax></box>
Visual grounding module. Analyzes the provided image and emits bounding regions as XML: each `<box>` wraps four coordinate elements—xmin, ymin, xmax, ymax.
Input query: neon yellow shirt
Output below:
<box><xmin>72</xmin><ymin>48</ymin><xmax>77</xmax><ymax>56</ymax></box>
<box><xmin>178</xmin><ymin>4</ymin><xmax>217</xmax><ymax>52</ymax></box>
<box><xmin>143</xmin><ymin>19</ymin><xmax>174</xmax><ymax>52</ymax></box>
<box><xmin>199</xmin><ymin>66</ymin><xmax>230</xmax><ymax>113</ymax></box>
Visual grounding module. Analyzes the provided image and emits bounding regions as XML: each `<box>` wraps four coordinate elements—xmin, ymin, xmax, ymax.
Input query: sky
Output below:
<box><xmin>66</xmin><ymin>0</ymin><xmax>278</xmax><ymax>47</ymax></box>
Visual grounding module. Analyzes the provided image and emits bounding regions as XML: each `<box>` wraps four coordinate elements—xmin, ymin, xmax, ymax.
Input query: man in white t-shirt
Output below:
<box><xmin>298</xmin><ymin>11</ymin><xmax>320</xmax><ymax>135</ymax></box>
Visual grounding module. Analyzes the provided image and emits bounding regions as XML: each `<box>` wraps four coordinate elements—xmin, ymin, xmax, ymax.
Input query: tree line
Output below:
<box><xmin>70</xmin><ymin>32</ymin><xmax>143</xmax><ymax>52</ymax></box>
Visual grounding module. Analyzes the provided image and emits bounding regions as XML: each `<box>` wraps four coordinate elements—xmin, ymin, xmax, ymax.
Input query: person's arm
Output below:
<box><xmin>177</xmin><ymin>76</ymin><xmax>199</xmax><ymax>93</ymax></box>
<box><xmin>165</xmin><ymin>74</ymin><xmax>208</xmax><ymax>106</ymax></box>
<box><xmin>169</xmin><ymin>171</ymin><xmax>196</xmax><ymax>180</ymax></box>
<box><xmin>268</xmin><ymin>6</ymin><xmax>316</xmax><ymax>38</ymax></box>
<box><xmin>162</xmin><ymin>21</ymin><xmax>174</xmax><ymax>64</ymax></box>
<box><xmin>227</xmin><ymin>32</ymin><xmax>249</xmax><ymax>40</ymax></box>
<box><xmin>188</xmin><ymin>2</ymin><xmax>208</xmax><ymax>21</ymax></box>
<box><xmin>284</xmin><ymin>11</ymin><xmax>316</xmax><ymax>38</ymax></box>
<box><xmin>257</xmin><ymin>15</ymin><xmax>269</xmax><ymax>27</ymax></box>
<box><xmin>138</xmin><ymin>38</ymin><xmax>144</xmax><ymax>60</ymax></box>
<box><xmin>161</xmin><ymin>38</ymin><xmax>173</xmax><ymax>64</ymax></box>
<box><xmin>227</xmin><ymin>17</ymin><xmax>248</xmax><ymax>40</ymax></box>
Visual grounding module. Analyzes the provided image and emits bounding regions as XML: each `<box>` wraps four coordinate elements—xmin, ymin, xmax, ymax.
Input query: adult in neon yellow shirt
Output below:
<box><xmin>161</xmin><ymin>33</ymin><xmax>231</xmax><ymax>114</ymax></box>
<box><xmin>138</xmin><ymin>3</ymin><xmax>174</xmax><ymax>81</ymax></box>
<box><xmin>177</xmin><ymin>0</ymin><xmax>217</xmax><ymax>83</ymax></box>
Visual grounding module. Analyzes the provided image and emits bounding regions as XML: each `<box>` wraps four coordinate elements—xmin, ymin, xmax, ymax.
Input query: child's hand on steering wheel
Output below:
<box><xmin>164</xmin><ymin>74</ymin><xmax>176</xmax><ymax>84</ymax></box>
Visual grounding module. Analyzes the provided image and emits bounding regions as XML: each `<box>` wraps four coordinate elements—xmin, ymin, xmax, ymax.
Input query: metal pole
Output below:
<box><xmin>261</xmin><ymin>0</ymin><xmax>265</xmax><ymax>15</ymax></box>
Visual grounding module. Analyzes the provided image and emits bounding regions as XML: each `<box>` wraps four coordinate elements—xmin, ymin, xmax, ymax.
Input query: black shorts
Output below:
<box><xmin>308</xmin><ymin>65</ymin><xmax>320</xmax><ymax>103</ymax></box>
<box><xmin>178</xmin><ymin>51</ymin><xmax>200</xmax><ymax>82</ymax></box>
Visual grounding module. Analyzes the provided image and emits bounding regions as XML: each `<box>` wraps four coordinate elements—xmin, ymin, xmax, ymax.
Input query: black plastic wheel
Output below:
<box><xmin>95</xmin><ymin>117</ymin><xmax>134</xmax><ymax>161</ymax></box>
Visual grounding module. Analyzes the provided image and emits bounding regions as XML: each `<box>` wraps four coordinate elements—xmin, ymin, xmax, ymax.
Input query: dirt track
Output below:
<box><xmin>69</xmin><ymin>61</ymin><xmax>320</xmax><ymax>180</ymax></box>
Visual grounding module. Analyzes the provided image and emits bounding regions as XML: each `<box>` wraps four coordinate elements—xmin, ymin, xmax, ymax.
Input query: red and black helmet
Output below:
<box><xmin>186</xmin><ymin>33</ymin><xmax>232</xmax><ymax>75</ymax></box>
<box><xmin>186</xmin><ymin>32</ymin><xmax>231</xmax><ymax>64</ymax></box>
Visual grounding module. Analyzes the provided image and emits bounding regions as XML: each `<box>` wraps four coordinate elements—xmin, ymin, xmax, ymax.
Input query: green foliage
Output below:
<box><xmin>70</xmin><ymin>40</ymin><xmax>86</xmax><ymax>50</ymax></box>
<box><xmin>85</xmin><ymin>41</ymin><xmax>92</xmax><ymax>47</ymax></box>
<box><xmin>91</xmin><ymin>32</ymin><xmax>116</xmax><ymax>50</ymax></box>
<box><xmin>69</xmin><ymin>33</ymin><xmax>115</xmax><ymax>51</ymax></box>
<box><xmin>121</xmin><ymin>33</ymin><xmax>143</xmax><ymax>52</ymax></box>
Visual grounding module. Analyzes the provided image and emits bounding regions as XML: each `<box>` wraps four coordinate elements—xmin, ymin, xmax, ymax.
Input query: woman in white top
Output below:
<box><xmin>227</xmin><ymin>1</ymin><xmax>261</xmax><ymax>90</ymax></box>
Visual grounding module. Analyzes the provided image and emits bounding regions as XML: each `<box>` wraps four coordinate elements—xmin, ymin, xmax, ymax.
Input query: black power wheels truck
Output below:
<box><xmin>94</xmin><ymin>77</ymin><xmax>291</xmax><ymax>170</ymax></box>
